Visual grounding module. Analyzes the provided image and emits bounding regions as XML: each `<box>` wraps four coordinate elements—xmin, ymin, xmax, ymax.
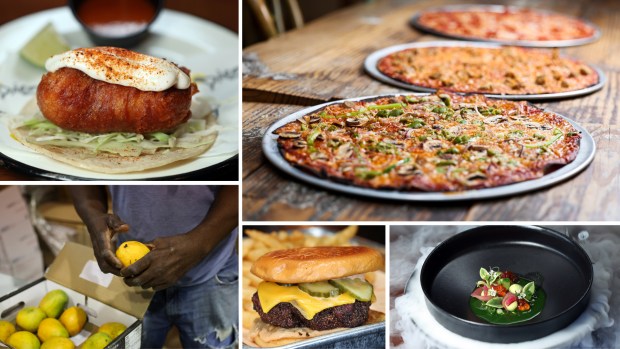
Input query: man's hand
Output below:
<box><xmin>69</xmin><ymin>186</ymin><xmax>129</xmax><ymax>276</ymax></box>
<box><xmin>120</xmin><ymin>233</ymin><xmax>206</xmax><ymax>291</ymax></box>
<box><xmin>86</xmin><ymin>213</ymin><xmax>129</xmax><ymax>275</ymax></box>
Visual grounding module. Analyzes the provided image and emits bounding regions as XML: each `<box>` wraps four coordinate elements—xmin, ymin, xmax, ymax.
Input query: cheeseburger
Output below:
<box><xmin>11</xmin><ymin>47</ymin><xmax>217</xmax><ymax>173</ymax></box>
<box><xmin>250</xmin><ymin>246</ymin><xmax>383</xmax><ymax>330</ymax></box>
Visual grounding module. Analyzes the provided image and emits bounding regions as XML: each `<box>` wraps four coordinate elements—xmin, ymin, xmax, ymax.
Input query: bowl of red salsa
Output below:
<box><xmin>69</xmin><ymin>0</ymin><xmax>163</xmax><ymax>47</ymax></box>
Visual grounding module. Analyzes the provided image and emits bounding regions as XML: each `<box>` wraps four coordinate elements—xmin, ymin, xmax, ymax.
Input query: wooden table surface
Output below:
<box><xmin>242</xmin><ymin>0</ymin><xmax>620</xmax><ymax>221</ymax></box>
<box><xmin>0</xmin><ymin>1</ymin><xmax>238</xmax><ymax>181</ymax></box>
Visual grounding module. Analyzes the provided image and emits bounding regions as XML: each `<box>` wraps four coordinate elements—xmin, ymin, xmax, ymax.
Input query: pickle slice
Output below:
<box><xmin>329</xmin><ymin>278</ymin><xmax>373</xmax><ymax>302</ymax></box>
<box><xmin>298</xmin><ymin>281</ymin><xmax>342</xmax><ymax>297</ymax></box>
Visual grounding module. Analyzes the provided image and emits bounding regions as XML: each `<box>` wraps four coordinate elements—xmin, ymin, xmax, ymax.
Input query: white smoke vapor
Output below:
<box><xmin>390</xmin><ymin>225</ymin><xmax>619</xmax><ymax>349</ymax></box>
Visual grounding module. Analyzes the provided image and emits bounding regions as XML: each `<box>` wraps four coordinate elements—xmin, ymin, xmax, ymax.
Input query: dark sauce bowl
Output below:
<box><xmin>68</xmin><ymin>0</ymin><xmax>164</xmax><ymax>48</ymax></box>
<box><xmin>420</xmin><ymin>225</ymin><xmax>593</xmax><ymax>343</ymax></box>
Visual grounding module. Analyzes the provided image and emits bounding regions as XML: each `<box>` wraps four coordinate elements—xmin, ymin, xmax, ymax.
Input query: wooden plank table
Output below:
<box><xmin>242</xmin><ymin>0</ymin><xmax>620</xmax><ymax>221</ymax></box>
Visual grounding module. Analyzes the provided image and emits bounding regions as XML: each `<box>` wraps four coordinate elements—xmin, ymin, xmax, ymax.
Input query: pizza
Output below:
<box><xmin>416</xmin><ymin>7</ymin><xmax>597</xmax><ymax>43</ymax></box>
<box><xmin>377</xmin><ymin>45</ymin><xmax>599</xmax><ymax>95</ymax></box>
<box><xmin>273</xmin><ymin>91</ymin><xmax>581</xmax><ymax>192</ymax></box>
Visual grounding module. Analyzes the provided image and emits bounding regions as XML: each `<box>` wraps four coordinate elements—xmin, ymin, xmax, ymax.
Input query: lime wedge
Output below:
<box><xmin>19</xmin><ymin>23</ymin><xmax>70</xmax><ymax>68</ymax></box>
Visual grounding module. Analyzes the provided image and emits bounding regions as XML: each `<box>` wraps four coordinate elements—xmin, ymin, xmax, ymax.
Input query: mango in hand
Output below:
<box><xmin>115</xmin><ymin>241</ymin><xmax>150</xmax><ymax>267</ymax></box>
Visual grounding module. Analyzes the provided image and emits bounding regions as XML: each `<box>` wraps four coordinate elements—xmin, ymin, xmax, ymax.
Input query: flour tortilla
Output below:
<box><xmin>10</xmin><ymin>98</ymin><xmax>217</xmax><ymax>174</ymax></box>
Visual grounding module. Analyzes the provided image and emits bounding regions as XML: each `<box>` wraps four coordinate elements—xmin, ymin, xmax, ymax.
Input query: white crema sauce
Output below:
<box><xmin>45</xmin><ymin>47</ymin><xmax>191</xmax><ymax>92</ymax></box>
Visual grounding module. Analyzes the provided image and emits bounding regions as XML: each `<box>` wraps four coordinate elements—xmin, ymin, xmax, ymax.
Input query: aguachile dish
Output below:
<box><xmin>470</xmin><ymin>267</ymin><xmax>546</xmax><ymax>324</ymax></box>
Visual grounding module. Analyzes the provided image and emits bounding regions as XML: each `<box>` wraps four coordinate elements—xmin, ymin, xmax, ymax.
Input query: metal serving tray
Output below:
<box><xmin>409</xmin><ymin>4</ymin><xmax>601</xmax><ymax>48</ymax></box>
<box><xmin>364</xmin><ymin>41</ymin><xmax>606</xmax><ymax>101</ymax></box>
<box><xmin>262</xmin><ymin>93</ymin><xmax>596</xmax><ymax>202</ymax></box>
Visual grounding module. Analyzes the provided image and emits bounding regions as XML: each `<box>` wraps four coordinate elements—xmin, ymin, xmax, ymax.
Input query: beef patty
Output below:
<box><xmin>252</xmin><ymin>292</ymin><xmax>370</xmax><ymax>330</ymax></box>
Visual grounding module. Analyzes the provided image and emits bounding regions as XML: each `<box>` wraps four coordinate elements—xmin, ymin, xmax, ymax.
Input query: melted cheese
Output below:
<box><xmin>257</xmin><ymin>282</ymin><xmax>357</xmax><ymax>320</ymax></box>
<box><xmin>45</xmin><ymin>47</ymin><xmax>190</xmax><ymax>91</ymax></box>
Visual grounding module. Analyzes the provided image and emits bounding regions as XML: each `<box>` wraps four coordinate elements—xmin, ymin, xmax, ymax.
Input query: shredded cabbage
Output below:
<box><xmin>18</xmin><ymin>118</ymin><xmax>217</xmax><ymax>156</ymax></box>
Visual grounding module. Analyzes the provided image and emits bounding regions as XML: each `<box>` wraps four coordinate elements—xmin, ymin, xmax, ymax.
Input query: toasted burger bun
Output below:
<box><xmin>251</xmin><ymin>246</ymin><xmax>384</xmax><ymax>284</ymax></box>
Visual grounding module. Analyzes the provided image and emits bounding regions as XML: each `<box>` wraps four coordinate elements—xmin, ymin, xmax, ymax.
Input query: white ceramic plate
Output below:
<box><xmin>262</xmin><ymin>93</ymin><xmax>596</xmax><ymax>202</ymax></box>
<box><xmin>409</xmin><ymin>4</ymin><xmax>601</xmax><ymax>48</ymax></box>
<box><xmin>364</xmin><ymin>41</ymin><xmax>606</xmax><ymax>101</ymax></box>
<box><xmin>0</xmin><ymin>7</ymin><xmax>238</xmax><ymax>180</ymax></box>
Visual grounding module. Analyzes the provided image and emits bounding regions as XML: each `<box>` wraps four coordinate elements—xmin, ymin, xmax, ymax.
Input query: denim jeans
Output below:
<box><xmin>141</xmin><ymin>252</ymin><xmax>238</xmax><ymax>349</ymax></box>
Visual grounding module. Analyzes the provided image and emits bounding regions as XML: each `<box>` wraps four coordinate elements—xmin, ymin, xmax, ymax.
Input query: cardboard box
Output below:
<box><xmin>0</xmin><ymin>242</ymin><xmax>153</xmax><ymax>349</ymax></box>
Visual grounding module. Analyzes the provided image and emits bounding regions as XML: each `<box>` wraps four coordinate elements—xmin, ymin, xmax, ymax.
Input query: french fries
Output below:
<box><xmin>241</xmin><ymin>226</ymin><xmax>359</xmax><ymax>334</ymax></box>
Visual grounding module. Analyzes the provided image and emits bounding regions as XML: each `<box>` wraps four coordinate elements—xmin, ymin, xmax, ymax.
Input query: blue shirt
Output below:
<box><xmin>108</xmin><ymin>186</ymin><xmax>237</xmax><ymax>287</ymax></box>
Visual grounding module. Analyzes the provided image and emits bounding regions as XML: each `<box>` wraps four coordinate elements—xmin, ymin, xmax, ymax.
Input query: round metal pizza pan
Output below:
<box><xmin>364</xmin><ymin>41</ymin><xmax>607</xmax><ymax>101</ymax></box>
<box><xmin>262</xmin><ymin>94</ymin><xmax>596</xmax><ymax>202</ymax></box>
<box><xmin>409</xmin><ymin>4</ymin><xmax>601</xmax><ymax>48</ymax></box>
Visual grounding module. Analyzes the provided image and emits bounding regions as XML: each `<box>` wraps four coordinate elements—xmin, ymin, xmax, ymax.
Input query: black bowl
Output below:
<box><xmin>420</xmin><ymin>225</ymin><xmax>592</xmax><ymax>343</ymax></box>
<box><xmin>68</xmin><ymin>0</ymin><xmax>163</xmax><ymax>48</ymax></box>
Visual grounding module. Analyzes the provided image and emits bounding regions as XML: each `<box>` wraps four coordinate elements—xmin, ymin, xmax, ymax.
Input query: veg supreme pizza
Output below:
<box><xmin>273</xmin><ymin>91</ymin><xmax>581</xmax><ymax>192</ymax></box>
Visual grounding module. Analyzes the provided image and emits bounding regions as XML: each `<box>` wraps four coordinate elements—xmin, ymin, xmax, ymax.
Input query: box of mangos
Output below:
<box><xmin>0</xmin><ymin>242</ymin><xmax>153</xmax><ymax>349</ymax></box>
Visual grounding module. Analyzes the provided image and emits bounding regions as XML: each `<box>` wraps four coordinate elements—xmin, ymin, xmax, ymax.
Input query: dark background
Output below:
<box><xmin>243</xmin><ymin>225</ymin><xmax>386</xmax><ymax>245</ymax></box>
<box><xmin>0</xmin><ymin>0</ymin><xmax>238</xmax><ymax>32</ymax></box>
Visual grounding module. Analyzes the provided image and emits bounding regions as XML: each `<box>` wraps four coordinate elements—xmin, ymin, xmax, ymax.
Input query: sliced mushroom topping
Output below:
<box><xmin>383</xmin><ymin>139</ymin><xmax>405</xmax><ymax>148</ymax></box>
<box><xmin>316</xmin><ymin>133</ymin><xmax>325</xmax><ymax>141</ymax></box>
<box><xmin>308</xmin><ymin>116</ymin><xmax>320</xmax><ymax>123</ymax></box>
<box><xmin>297</xmin><ymin>117</ymin><xmax>308</xmax><ymax>125</ymax></box>
<box><xmin>466</xmin><ymin>172</ymin><xmax>488</xmax><ymax>181</ymax></box>
<box><xmin>462</xmin><ymin>172</ymin><xmax>488</xmax><ymax>186</ymax></box>
<box><xmin>292</xmin><ymin>140</ymin><xmax>307</xmax><ymax>148</ymax></box>
<box><xmin>483</xmin><ymin>115</ymin><xmax>508</xmax><ymax>124</ymax></box>
<box><xmin>278</xmin><ymin>131</ymin><xmax>301</xmax><ymax>139</ymax></box>
<box><xmin>310</xmin><ymin>152</ymin><xmax>329</xmax><ymax>161</ymax></box>
<box><xmin>397</xmin><ymin>164</ymin><xmax>420</xmax><ymax>176</ymax></box>
<box><xmin>346</xmin><ymin>117</ymin><xmax>368</xmax><ymax>127</ymax></box>
<box><xmin>423</xmin><ymin>139</ymin><xmax>444</xmax><ymax>152</ymax></box>
<box><xmin>524</xmin><ymin>121</ymin><xmax>542</xmax><ymax>129</ymax></box>
<box><xmin>467</xmin><ymin>144</ymin><xmax>488</xmax><ymax>152</ymax></box>
<box><xmin>343</xmin><ymin>100</ymin><xmax>356</xmax><ymax>108</ymax></box>
<box><xmin>432</xmin><ymin>124</ymin><xmax>443</xmax><ymax>130</ymax></box>
<box><xmin>447</xmin><ymin>125</ymin><xmax>462</xmax><ymax>135</ymax></box>
<box><xmin>336</xmin><ymin>143</ymin><xmax>354</xmax><ymax>159</ymax></box>
<box><xmin>340</xmin><ymin>163</ymin><xmax>354</xmax><ymax>173</ymax></box>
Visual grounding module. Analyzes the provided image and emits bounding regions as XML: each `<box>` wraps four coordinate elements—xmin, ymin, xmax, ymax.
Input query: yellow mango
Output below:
<box><xmin>6</xmin><ymin>331</ymin><xmax>41</xmax><ymax>349</ymax></box>
<box><xmin>16</xmin><ymin>307</ymin><xmax>46</xmax><ymax>332</ymax></box>
<box><xmin>97</xmin><ymin>322</ymin><xmax>126</xmax><ymax>339</ymax></box>
<box><xmin>0</xmin><ymin>320</ymin><xmax>16</xmax><ymax>342</ymax></box>
<box><xmin>115</xmin><ymin>241</ymin><xmax>150</xmax><ymax>267</ymax></box>
<box><xmin>40</xmin><ymin>337</ymin><xmax>75</xmax><ymax>349</ymax></box>
<box><xmin>81</xmin><ymin>332</ymin><xmax>112</xmax><ymax>349</ymax></box>
<box><xmin>37</xmin><ymin>318</ymin><xmax>68</xmax><ymax>342</ymax></box>
<box><xmin>58</xmin><ymin>307</ymin><xmax>87</xmax><ymax>336</ymax></box>
<box><xmin>39</xmin><ymin>289</ymin><xmax>69</xmax><ymax>318</ymax></box>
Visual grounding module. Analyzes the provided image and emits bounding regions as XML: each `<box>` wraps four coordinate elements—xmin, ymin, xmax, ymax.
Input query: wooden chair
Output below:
<box><xmin>247</xmin><ymin>0</ymin><xmax>304</xmax><ymax>38</ymax></box>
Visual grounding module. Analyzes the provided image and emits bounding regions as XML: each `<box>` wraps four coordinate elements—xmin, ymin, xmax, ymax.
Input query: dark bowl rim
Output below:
<box><xmin>420</xmin><ymin>225</ymin><xmax>594</xmax><ymax>329</ymax></box>
<box><xmin>67</xmin><ymin>0</ymin><xmax>164</xmax><ymax>40</ymax></box>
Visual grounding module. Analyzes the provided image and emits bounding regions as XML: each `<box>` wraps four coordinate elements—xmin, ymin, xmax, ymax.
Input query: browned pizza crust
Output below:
<box><xmin>274</xmin><ymin>91</ymin><xmax>581</xmax><ymax>192</ymax></box>
<box><xmin>417</xmin><ymin>8</ymin><xmax>596</xmax><ymax>42</ymax></box>
<box><xmin>377</xmin><ymin>46</ymin><xmax>598</xmax><ymax>95</ymax></box>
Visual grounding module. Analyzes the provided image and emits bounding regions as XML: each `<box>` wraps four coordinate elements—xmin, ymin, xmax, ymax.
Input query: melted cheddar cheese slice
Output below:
<box><xmin>257</xmin><ymin>282</ymin><xmax>357</xmax><ymax>320</ymax></box>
